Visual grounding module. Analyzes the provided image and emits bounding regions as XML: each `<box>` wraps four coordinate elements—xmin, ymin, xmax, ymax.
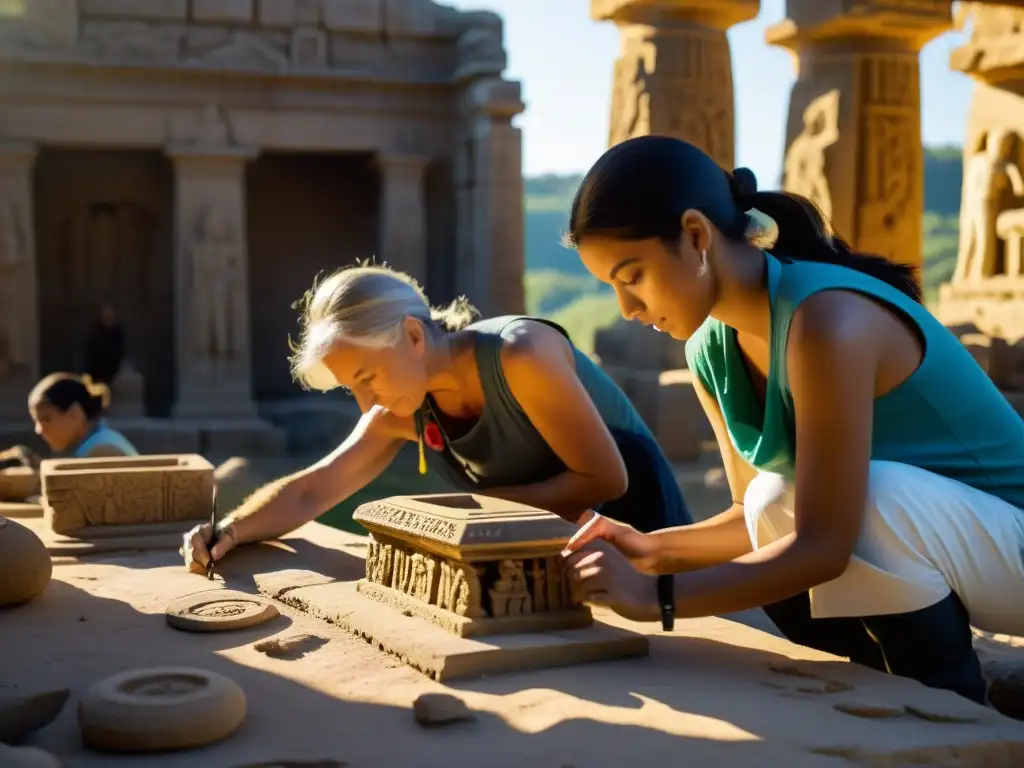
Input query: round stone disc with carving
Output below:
<box><xmin>165</xmin><ymin>589</ymin><xmax>279</xmax><ymax>633</ymax></box>
<box><xmin>78</xmin><ymin>667</ymin><xmax>246</xmax><ymax>753</ymax></box>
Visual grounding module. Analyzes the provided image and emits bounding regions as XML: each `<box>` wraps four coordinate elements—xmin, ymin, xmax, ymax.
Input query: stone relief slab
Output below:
<box><xmin>40</xmin><ymin>454</ymin><xmax>214</xmax><ymax>535</ymax></box>
<box><xmin>257</xmin><ymin>573</ymin><xmax>649</xmax><ymax>681</ymax></box>
<box><xmin>353</xmin><ymin>494</ymin><xmax>590</xmax><ymax>637</ymax></box>
<box><xmin>192</xmin><ymin>0</ymin><xmax>255</xmax><ymax>24</ymax></box>
<box><xmin>323</xmin><ymin>0</ymin><xmax>381</xmax><ymax>33</ymax></box>
<box><xmin>79</xmin><ymin>0</ymin><xmax>188</xmax><ymax>20</ymax></box>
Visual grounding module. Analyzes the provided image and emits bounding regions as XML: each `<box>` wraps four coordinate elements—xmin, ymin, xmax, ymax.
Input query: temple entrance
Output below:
<box><xmin>34</xmin><ymin>149</ymin><xmax>175</xmax><ymax>415</ymax></box>
<box><xmin>247</xmin><ymin>152</ymin><xmax>379</xmax><ymax>401</ymax></box>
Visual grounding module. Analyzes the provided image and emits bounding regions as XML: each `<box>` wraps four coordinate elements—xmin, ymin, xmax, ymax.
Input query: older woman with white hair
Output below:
<box><xmin>182</xmin><ymin>265</ymin><xmax>692</xmax><ymax>572</ymax></box>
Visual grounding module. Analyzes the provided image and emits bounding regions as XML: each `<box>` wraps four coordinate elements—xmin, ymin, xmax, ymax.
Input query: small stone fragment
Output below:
<box><xmin>413</xmin><ymin>693</ymin><xmax>475</xmax><ymax>727</ymax></box>
<box><xmin>833</xmin><ymin>702</ymin><xmax>904</xmax><ymax>719</ymax></box>
<box><xmin>253</xmin><ymin>633</ymin><xmax>328</xmax><ymax>660</ymax></box>
<box><xmin>0</xmin><ymin>688</ymin><xmax>70</xmax><ymax>743</ymax></box>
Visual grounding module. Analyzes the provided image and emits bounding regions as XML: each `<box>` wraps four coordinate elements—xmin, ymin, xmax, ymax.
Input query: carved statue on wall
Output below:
<box><xmin>609</xmin><ymin>38</ymin><xmax>653</xmax><ymax>147</ymax></box>
<box><xmin>191</xmin><ymin>205</ymin><xmax>243</xmax><ymax>371</ymax></box>
<box><xmin>955</xmin><ymin>128</ymin><xmax>1024</xmax><ymax>282</ymax></box>
<box><xmin>783</xmin><ymin>89</ymin><xmax>841</xmax><ymax>221</ymax></box>
<box><xmin>0</xmin><ymin>198</ymin><xmax>28</xmax><ymax>378</ymax></box>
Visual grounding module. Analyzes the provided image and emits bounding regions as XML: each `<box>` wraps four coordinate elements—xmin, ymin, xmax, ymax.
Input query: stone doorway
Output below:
<box><xmin>34</xmin><ymin>149</ymin><xmax>175</xmax><ymax>416</ymax></box>
<box><xmin>247</xmin><ymin>152</ymin><xmax>379</xmax><ymax>401</ymax></box>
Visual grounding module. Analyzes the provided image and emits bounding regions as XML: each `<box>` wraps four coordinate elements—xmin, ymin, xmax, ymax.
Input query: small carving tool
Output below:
<box><xmin>206</xmin><ymin>484</ymin><xmax>219</xmax><ymax>581</ymax></box>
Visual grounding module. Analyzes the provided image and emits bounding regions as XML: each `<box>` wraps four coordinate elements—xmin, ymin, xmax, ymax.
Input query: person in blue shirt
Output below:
<box><xmin>562</xmin><ymin>135</ymin><xmax>1024</xmax><ymax>704</ymax></box>
<box><xmin>28</xmin><ymin>372</ymin><xmax>138</xmax><ymax>458</ymax></box>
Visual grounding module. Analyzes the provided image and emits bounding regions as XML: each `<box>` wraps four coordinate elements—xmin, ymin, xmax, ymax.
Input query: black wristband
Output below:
<box><xmin>657</xmin><ymin>574</ymin><xmax>675</xmax><ymax>632</ymax></box>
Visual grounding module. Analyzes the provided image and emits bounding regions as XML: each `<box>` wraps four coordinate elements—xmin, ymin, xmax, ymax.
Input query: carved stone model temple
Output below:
<box><xmin>0</xmin><ymin>1</ymin><xmax>525</xmax><ymax>451</ymax></box>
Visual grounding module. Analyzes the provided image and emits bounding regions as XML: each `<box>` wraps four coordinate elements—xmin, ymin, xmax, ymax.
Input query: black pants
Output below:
<box><xmin>763</xmin><ymin>591</ymin><xmax>987</xmax><ymax>705</ymax></box>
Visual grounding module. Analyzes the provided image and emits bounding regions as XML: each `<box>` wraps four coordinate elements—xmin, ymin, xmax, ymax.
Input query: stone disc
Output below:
<box><xmin>78</xmin><ymin>667</ymin><xmax>246</xmax><ymax>753</ymax></box>
<box><xmin>165</xmin><ymin>589</ymin><xmax>278</xmax><ymax>633</ymax></box>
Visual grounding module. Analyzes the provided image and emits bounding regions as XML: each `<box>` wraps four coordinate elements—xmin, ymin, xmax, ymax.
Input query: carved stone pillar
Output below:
<box><xmin>167</xmin><ymin>145</ymin><xmax>259</xmax><ymax>420</ymax></box>
<box><xmin>464</xmin><ymin>79</ymin><xmax>526</xmax><ymax>316</ymax></box>
<box><xmin>767</xmin><ymin>2</ymin><xmax>951</xmax><ymax>274</ymax></box>
<box><xmin>936</xmin><ymin>3</ymin><xmax>1024</xmax><ymax>345</ymax></box>
<box><xmin>593</xmin><ymin>0</ymin><xmax>760</xmax><ymax>168</ymax></box>
<box><xmin>376</xmin><ymin>152</ymin><xmax>430</xmax><ymax>284</ymax></box>
<box><xmin>0</xmin><ymin>141</ymin><xmax>38</xmax><ymax>422</ymax></box>
<box><xmin>451</xmin><ymin>10</ymin><xmax>526</xmax><ymax>315</ymax></box>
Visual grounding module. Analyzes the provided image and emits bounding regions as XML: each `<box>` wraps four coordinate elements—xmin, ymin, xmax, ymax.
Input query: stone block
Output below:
<box><xmin>256</xmin><ymin>572</ymin><xmax>649</xmax><ymax>681</ymax></box>
<box><xmin>257</xmin><ymin>0</ymin><xmax>294</xmax><ymax>26</ymax></box>
<box><xmin>191</xmin><ymin>0</ymin><xmax>254</xmax><ymax>23</ymax></box>
<box><xmin>291</xmin><ymin>26</ymin><xmax>327</xmax><ymax>67</ymax></box>
<box><xmin>323</xmin><ymin>0</ymin><xmax>381</xmax><ymax>33</ymax></box>
<box><xmin>80</xmin><ymin>0</ymin><xmax>188</xmax><ymax>19</ymax></box>
<box><xmin>0</xmin><ymin>467</ymin><xmax>39</xmax><ymax>502</ymax></box>
<box><xmin>656</xmin><ymin>369</ymin><xmax>715</xmax><ymax>464</ymax></box>
<box><xmin>353</xmin><ymin>494</ymin><xmax>592</xmax><ymax>638</ymax></box>
<box><xmin>383</xmin><ymin>0</ymin><xmax>436</xmax><ymax>37</ymax></box>
<box><xmin>40</xmin><ymin>454</ymin><xmax>214</xmax><ymax>536</ymax></box>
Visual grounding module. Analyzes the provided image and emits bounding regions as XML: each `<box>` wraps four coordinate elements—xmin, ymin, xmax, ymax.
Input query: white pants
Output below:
<box><xmin>744</xmin><ymin>461</ymin><xmax>1024</xmax><ymax>635</ymax></box>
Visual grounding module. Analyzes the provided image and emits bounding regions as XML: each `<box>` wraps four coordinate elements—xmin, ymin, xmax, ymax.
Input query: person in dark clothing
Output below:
<box><xmin>181</xmin><ymin>264</ymin><xmax>692</xmax><ymax>574</ymax></box>
<box><xmin>84</xmin><ymin>303</ymin><xmax>125</xmax><ymax>386</ymax></box>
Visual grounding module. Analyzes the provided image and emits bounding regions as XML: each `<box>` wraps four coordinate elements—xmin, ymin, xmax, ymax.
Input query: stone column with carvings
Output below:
<box><xmin>594</xmin><ymin>0</ymin><xmax>760</xmax><ymax>168</ymax></box>
<box><xmin>377</xmin><ymin>153</ymin><xmax>430</xmax><ymax>283</ymax></box>
<box><xmin>767</xmin><ymin>1</ymin><xmax>951</xmax><ymax>274</ymax></box>
<box><xmin>452</xmin><ymin>10</ymin><xmax>526</xmax><ymax>315</ymax></box>
<box><xmin>937</xmin><ymin>3</ymin><xmax>1024</xmax><ymax>345</ymax></box>
<box><xmin>166</xmin><ymin>144</ymin><xmax>259</xmax><ymax>421</ymax></box>
<box><xmin>0</xmin><ymin>142</ymin><xmax>38</xmax><ymax>422</ymax></box>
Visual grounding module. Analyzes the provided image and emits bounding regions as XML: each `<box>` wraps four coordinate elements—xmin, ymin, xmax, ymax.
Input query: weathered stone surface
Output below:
<box><xmin>192</xmin><ymin>0</ymin><xmax>254</xmax><ymax>24</ymax></box>
<box><xmin>258</xmin><ymin>574</ymin><xmax>649</xmax><ymax>681</ymax></box>
<box><xmin>80</xmin><ymin>0</ymin><xmax>188</xmax><ymax>20</ymax></box>
<box><xmin>323</xmin><ymin>0</ymin><xmax>381</xmax><ymax>33</ymax></box>
<box><xmin>354</xmin><ymin>494</ymin><xmax>593</xmax><ymax>637</ymax></box>
<box><xmin>413</xmin><ymin>693</ymin><xmax>475</xmax><ymax>727</ymax></box>
<box><xmin>0</xmin><ymin>688</ymin><xmax>69</xmax><ymax>743</ymax></box>
<box><xmin>0</xmin><ymin>516</ymin><xmax>52</xmax><ymax>608</ymax></box>
<box><xmin>40</xmin><ymin>454</ymin><xmax>213</xmax><ymax>535</ymax></box>
<box><xmin>0</xmin><ymin>466</ymin><xmax>39</xmax><ymax>501</ymax></box>
<box><xmin>7</xmin><ymin>521</ymin><xmax>1024</xmax><ymax>766</ymax></box>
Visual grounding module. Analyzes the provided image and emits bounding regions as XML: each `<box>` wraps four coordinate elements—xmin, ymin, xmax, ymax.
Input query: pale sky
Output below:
<box><xmin>446</xmin><ymin>0</ymin><xmax>973</xmax><ymax>185</ymax></box>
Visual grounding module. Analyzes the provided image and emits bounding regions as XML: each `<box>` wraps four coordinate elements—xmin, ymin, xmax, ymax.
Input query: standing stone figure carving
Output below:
<box><xmin>955</xmin><ymin>128</ymin><xmax>1024</xmax><ymax>282</ymax></box>
<box><xmin>191</xmin><ymin>205</ymin><xmax>243</xmax><ymax>373</ymax></box>
<box><xmin>783</xmin><ymin>90</ymin><xmax>841</xmax><ymax>221</ymax></box>
<box><xmin>0</xmin><ymin>198</ymin><xmax>28</xmax><ymax>378</ymax></box>
<box><xmin>609</xmin><ymin>39</ymin><xmax>653</xmax><ymax>147</ymax></box>
<box><xmin>489</xmin><ymin>559</ymin><xmax>532</xmax><ymax>616</ymax></box>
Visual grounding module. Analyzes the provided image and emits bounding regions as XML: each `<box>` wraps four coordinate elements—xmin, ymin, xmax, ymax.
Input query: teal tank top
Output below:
<box><xmin>73</xmin><ymin>420</ymin><xmax>139</xmax><ymax>458</ymax></box>
<box><xmin>685</xmin><ymin>253</ymin><xmax>1024</xmax><ymax>511</ymax></box>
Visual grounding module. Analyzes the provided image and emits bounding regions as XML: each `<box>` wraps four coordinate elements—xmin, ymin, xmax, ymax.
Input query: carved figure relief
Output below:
<box><xmin>856</xmin><ymin>55</ymin><xmax>920</xmax><ymax>264</ymax></box>
<box><xmin>783</xmin><ymin>89</ymin><xmax>841</xmax><ymax>221</ymax></box>
<box><xmin>291</xmin><ymin>26</ymin><xmax>326</xmax><ymax>68</ymax></box>
<box><xmin>363</xmin><ymin>538</ymin><xmax>581</xmax><ymax>620</ymax></box>
<box><xmin>489</xmin><ymin>559</ymin><xmax>531</xmax><ymax>617</ymax></box>
<box><xmin>0</xmin><ymin>198</ymin><xmax>28</xmax><ymax>378</ymax></box>
<box><xmin>955</xmin><ymin>128</ymin><xmax>1024</xmax><ymax>282</ymax></box>
<box><xmin>191</xmin><ymin>205</ymin><xmax>244</xmax><ymax>369</ymax></box>
<box><xmin>609</xmin><ymin>36</ymin><xmax>654</xmax><ymax>147</ymax></box>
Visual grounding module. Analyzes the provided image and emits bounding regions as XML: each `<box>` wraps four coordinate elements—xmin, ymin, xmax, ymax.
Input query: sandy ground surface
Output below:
<box><xmin>3</xmin><ymin>522</ymin><xmax>1024</xmax><ymax>768</ymax></box>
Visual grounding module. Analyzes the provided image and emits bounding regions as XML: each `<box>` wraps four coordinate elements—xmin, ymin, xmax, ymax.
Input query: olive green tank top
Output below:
<box><xmin>685</xmin><ymin>252</ymin><xmax>1024</xmax><ymax>511</ymax></box>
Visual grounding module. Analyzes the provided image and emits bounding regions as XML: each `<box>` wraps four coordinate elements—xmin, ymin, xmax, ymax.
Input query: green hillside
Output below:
<box><xmin>525</xmin><ymin>148</ymin><xmax>965</xmax><ymax>349</ymax></box>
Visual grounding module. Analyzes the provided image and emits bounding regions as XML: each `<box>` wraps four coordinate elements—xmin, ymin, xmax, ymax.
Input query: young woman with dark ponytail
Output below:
<box><xmin>562</xmin><ymin>135</ymin><xmax>1024</xmax><ymax>704</ymax></box>
<box><xmin>28</xmin><ymin>373</ymin><xmax>137</xmax><ymax>458</ymax></box>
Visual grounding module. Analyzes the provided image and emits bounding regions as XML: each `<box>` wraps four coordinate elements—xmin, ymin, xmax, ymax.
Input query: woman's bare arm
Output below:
<box><xmin>482</xmin><ymin>320</ymin><xmax>628</xmax><ymax>521</ymax></box>
<box><xmin>219</xmin><ymin>405</ymin><xmax>412</xmax><ymax>544</ymax></box>
<box><xmin>641</xmin><ymin>376</ymin><xmax>756</xmax><ymax>572</ymax></box>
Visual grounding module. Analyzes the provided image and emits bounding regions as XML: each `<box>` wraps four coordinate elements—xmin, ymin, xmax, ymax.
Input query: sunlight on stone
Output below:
<box><xmin>0</xmin><ymin>0</ymin><xmax>24</xmax><ymax>17</ymax></box>
<box><xmin>488</xmin><ymin>689</ymin><xmax>759</xmax><ymax>741</ymax></box>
